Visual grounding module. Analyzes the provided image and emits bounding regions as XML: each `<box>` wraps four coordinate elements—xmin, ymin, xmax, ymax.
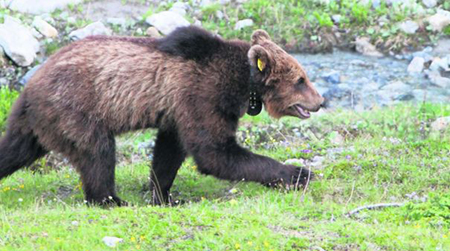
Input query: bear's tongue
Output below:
<box><xmin>295</xmin><ymin>104</ymin><xmax>311</xmax><ymax>118</ymax></box>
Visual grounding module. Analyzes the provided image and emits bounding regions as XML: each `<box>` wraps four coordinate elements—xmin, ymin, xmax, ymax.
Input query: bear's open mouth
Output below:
<box><xmin>292</xmin><ymin>104</ymin><xmax>311</xmax><ymax>119</ymax></box>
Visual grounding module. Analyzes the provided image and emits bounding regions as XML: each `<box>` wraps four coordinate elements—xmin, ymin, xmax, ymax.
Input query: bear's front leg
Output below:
<box><xmin>189</xmin><ymin>137</ymin><xmax>314</xmax><ymax>189</ymax></box>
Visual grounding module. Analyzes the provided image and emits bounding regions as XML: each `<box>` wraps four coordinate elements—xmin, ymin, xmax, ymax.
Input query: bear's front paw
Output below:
<box><xmin>265</xmin><ymin>165</ymin><xmax>314</xmax><ymax>190</ymax></box>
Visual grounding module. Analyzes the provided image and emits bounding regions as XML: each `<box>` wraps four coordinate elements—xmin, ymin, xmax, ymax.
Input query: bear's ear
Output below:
<box><xmin>248</xmin><ymin>45</ymin><xmax>272</xmax><ymax>82</ymax></box>
<box><xmin>251</xmin><ymin>30</ymin><xmax>271</xmax><ymax>45</ymax></box>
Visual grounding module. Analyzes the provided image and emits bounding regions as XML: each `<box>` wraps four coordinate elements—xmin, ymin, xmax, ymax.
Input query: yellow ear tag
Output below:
<box><xmin>257</xmin><ymin>58</ymin><xmax>265</xmax><ymax>72</ymax></box>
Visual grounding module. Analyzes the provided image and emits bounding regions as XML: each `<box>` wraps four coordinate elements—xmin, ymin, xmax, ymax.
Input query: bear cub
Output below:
<box><xmin>0</xmin><ymin>26</ymin><xmax>324</xmax><ymax>206</ymax></box>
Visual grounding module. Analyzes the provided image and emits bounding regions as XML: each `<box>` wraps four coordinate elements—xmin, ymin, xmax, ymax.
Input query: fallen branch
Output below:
<box><xmin>346</xmin><ymin>202</ymin><xmax>404</xmax><ymax>218</ymax></box>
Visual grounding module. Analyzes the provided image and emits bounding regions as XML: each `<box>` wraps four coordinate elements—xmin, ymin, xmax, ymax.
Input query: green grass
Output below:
<box><xmin>0</xmin><ymin>86</ymin><xmax>19</xmax><ymax>132</ymax></box>
<box><xmin>1</xmin><ymin>103</ymin><xmax>450</xmax><ymax>250</ymax></box>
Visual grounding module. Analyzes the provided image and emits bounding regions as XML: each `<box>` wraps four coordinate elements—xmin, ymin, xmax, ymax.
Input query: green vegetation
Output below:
<box><xmin>0</xmin><ymin>86</ymin><xmax>19</xmax><ymax>132</ymax></box>
<box><xmin>1</xmin><ymin>102</ymin><xmax>450</xmax><ymax>250</ymax></box>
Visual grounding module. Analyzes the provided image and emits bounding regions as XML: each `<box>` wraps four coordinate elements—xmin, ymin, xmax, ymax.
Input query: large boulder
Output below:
<box><xmin>146</xmin><ymin>11</ymin><xmax>190</xmax><ymax>35</ymax></box>
<box><xmin>0</xmin><ymin>16</ymin><xmax>39</xmax><ymax>67</ymax></box>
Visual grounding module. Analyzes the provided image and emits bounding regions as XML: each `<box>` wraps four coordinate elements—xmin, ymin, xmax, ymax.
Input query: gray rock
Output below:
<box><xmin>412</xmin><ymin>47</ymin><xmax>433</xmax><ymax>62</ymax></box>
<box><xmin>431</xmin><ymin>117</ymin><xmax>450</xmax><ymax>131</ymax></box>
<box><xmin>355</xmin><ymin>37</ymin><xmax>383</xmax><ymax>57</ymax></box>
<box><xmin>8</xmin><ymin>0</ymin><xmax>83</xmax><ymax>14</ymax></box>
<box><xmin>426</xmin><ymin>71</ymin><xmax>450</xmax><ymax>88</ymax></box>
<box><xmin>0</xmin><ymin>16</ymin><xmax>40</xmax><ymax>67</ymax></box>
<box><xmin>0</xmin><ymin>48</ymin><xmax>6</xmax><ymax>67</ymax></box>
<box><xmin>169</xmin><ymin>3</ymin><xmax>187</xmax><ymax>16</ymax></box>
<box><xmin>381</xmin><ymin>81</ymin><xmax>411</xmax><ymax>93</ymax></box>
<box><xmin>32</xmin><ymin>16</ymin><xmax>58</xmax><ymax>38</ymax></box>
<box><xmin>69</xmin><ymin>21</ymin><xmax>112</xmax><ymax>41</ymax></box>
<box><xmin>399</xmin><ymin>20</ymin><xmax>419</xmax><ymax>34</ymax></box>
<box><xmin>407</xmin><ymin>57</ymin><xmax>425</xmax><ymax>73</ymax></box>
<box><xmin>422</xmin><ymin>0</ymin><xmax>437</xmax><ymax>8</ymax></box>
<box><xmin>427</xmin><ymin>10</ymin><xmax>450</xmax><ymax>32</ymax></box>
<box><xmin>146</xmin><ymin>11</ymin><xmax>190</xmax><ymax>35</ymax></box>
<box><xmin>18</xmin><ymin>64</ymin><xmax>41</xmax><ymax>87</ymax></box>
<box><xmin>322</xmin><ymin>70</ymin><xmax>340</xmax><ymax>84</ymax></box>
<box><xmin>234</xmin><ymin>19</ymin><xmax>253</xmax><ymax>30</ymax></box>
<box><xmin>309</xmin><ymin>156</ymin><xmax>325</xmax><ymax>169</ymax></box>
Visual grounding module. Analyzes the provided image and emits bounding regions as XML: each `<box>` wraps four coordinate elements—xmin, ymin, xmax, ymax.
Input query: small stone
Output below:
<box><xmin>422</xmin><ymin>0</ymin><xmax>437</xmax><ymax>8</ymax></box>
<box><xmin>169</xmin><ymin>5</ymin><xmax>187</xmax><ymax>16</ymax></box>
<box><xmin>0</xmin><ymin>16</ymin><xmax>40</xmax><ymax>66</ymax></box>
<box><xmin>194</xmin><ymin>19</ymin><xmax>202</xmax><ymax>27</ymax></box>
<box><xmin>431</xmin><ymin>117</ymin><xmax>450</xmax><ymax>131</ymax></box>
<box><xmin>71</xmin><ymin>221</ymin><xmax>79</xmax><ymax>226</ymax></box>
<box><xmin>329</xmin><ymin>131</ymin><xmax>344</xmax><ymax>145</ymax></box>
<box><xmin>322</xmin><ymin>70</ymin><xmax>340</xmax><ymax>84</ymax></box>
<box><xmin>146</xmin><ymin>27</ymin><xmax>162</xmax><ymax>38</ymax></box>
<box><xmin>355</xmin><ymin>37</ymin><xmax>383</xmax><ymax>57</ymax></box>
<box><xmin>331</xmin><ymin>15</ymin><xmax>341</xmax><ymax>24</ymax></box>
<box><xmin>146</xmin><ymin>11</ymin><xmax>190</xmax><ymax>35</ymax></box>
<box><xmin>234</xmin><ymin>19</ymin><xmax>253</xmax><ymax>30</ymax></box>
<box><xmin>102</xmin><ymin>236</ymin><xmax>123</xmax><ymax>248</ymax></box>
<box><xmin>427</xmin><ymin>10</ymin><xmax>450</xmax><ymax>32</ymax></box>
<box><xmin>284</xmin><ymin>159</ymin><xmax>305</xmax><ymax>166</ymax></box>
<box><xmin>407</xmin><ymin>57</ymin><xmax>425</xmax><ymax>73</ymax></box>
<box><xmin>32</xmin><ymin>16</ymin><xmax>58</xmax><ymax>38</ymax></box>
<box><xmin>399</xmin><ymin>20</ymin><xmax>419</xmax><ymax>34</ymax></box>
<box><xmin>69</xmin><ymin>21</ymin><xmax>112</xmax><ymax>41</ymax></box>
<box><xmin>216</xmin><ymin>10</ymin><xmax>224</xmax><ymax>20</ymax></box>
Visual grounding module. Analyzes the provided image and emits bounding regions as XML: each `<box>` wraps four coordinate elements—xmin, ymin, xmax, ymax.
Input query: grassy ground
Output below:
<box><xmin>1</xmin><ymin>101</ymin><xmax>450</xmax><ymax>250</ymax></box>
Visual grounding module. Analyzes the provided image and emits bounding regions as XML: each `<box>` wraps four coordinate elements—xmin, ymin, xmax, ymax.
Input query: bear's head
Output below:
<box><xmin>248</xmin><ymin>30</ymin><xmax>324</xmax><ymax>119</ymax></box>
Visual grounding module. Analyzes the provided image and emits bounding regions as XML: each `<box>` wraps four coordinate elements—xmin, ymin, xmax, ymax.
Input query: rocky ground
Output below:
<box><xmin>0</xmin><ymin>0</ymin><xmax>449</xmax><ymax>110</ymax></box>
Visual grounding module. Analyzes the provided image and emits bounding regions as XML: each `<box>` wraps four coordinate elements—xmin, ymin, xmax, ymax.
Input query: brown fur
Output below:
<box><xmin>0</xmin><ymin>26</ymin><xmax>323</xmax><ymax>206</ymax></box>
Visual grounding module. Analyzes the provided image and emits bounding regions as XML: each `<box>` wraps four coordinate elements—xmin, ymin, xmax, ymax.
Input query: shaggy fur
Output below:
<box><xmin>0</xmin><ymin>26</ymin><xmax>323</xmax><ymax>206</ymax></box>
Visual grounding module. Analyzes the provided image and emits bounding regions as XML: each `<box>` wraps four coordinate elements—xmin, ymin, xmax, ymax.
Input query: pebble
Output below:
<box><xmin>355</xmin><ymin>37</ymin><xmax>383</xmax><ymax>57</ymax></box>
<box><xmin>399</xmin><ymin>20</ymin><xmax>419</xmax><ymax>34</ymax></box>
<box><xmin>427</xmin><ymin>10</ymin><xmax>450</xmax><ymax>32</ymax></box>
<box><xmin>102</xmin><ymin>236</ymin><xmax>123</xmax><ymax>248</ymax></box>
<box><xmin>431</xmin><ymin>117</ymin><xmax>450</xmax><ymax>131</ymax></box>
<box><xmin>146</xmin><ymin>27</ymin><xmax>162</xmax><ymax>38</ymax></box>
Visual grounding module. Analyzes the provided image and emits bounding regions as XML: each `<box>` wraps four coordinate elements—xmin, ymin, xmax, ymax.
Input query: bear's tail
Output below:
<box><xmin>0</xmin><ymin>94</ymin><xmax>47</xmax><ymax>180</ymax></box>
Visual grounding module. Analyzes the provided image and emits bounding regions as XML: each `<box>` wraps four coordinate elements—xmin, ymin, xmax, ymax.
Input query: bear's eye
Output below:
<box><xmin>296</xmin><ymin>77</ymin><xmax>305</xmax><ymax>85</ymax></box>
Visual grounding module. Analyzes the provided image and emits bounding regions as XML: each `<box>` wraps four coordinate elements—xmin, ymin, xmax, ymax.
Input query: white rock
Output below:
<box><xmin>399</xmin><ymin>20</ymin><xmax>419</xmax><ymax>34</ymax></box>
<box><xmin>407</xmin><ymin>57</ymin><xmax>425</xmax><ymax>73</ymax></box>
<box><xmin>0</xmin><ymin>16</ymin><xmax>39</xmax><ymax>67</ymax></box>
<box><xmin>431</xmin><ymin>117</ymin><xmax>450</xmax><ymax>131</ymax></box>
<box><xmin>8</xmin><ymin>0</ymin><xmax>83</xmax><ymax>14</ymax></box>
<box><xmin>146</xmin><ymin>11</ymin><xmax>190</xmax><ymax>35</ymax></box>
<box><xmin>170</xmin><ymin>6</ymin><xmax>186</xmax><ymax>16</ymax></box>
<box><xmin>102</xmin><ymin>236</ymin><xmax>123</xmax><ymax>248</ymax></box>
<box><xmin>33</xmin><ymin>16</ymin><xmax>58</xmax><ymax>38</ymax></box>
<box><xmin>234</xmin><ymin>19</ymin><xmax>253</xmax><ymax>30</ymax></box>
<box><xmin>427</xmin><ymin>10</ymin><xmax>450</xmax><ymax>32</ymax></box>
<box><xmin>216</xmin><ymin>10</ymin><xmax>224</xmax><ymax>20</ymax></box>
<box><xmin>69</xmin><ymin>21</ymin><xmax>112</xmax><ymax>41</ymax></box>
<box><xmin>194</xmin><ymin>19</ymin><xmax>202</xmax><ymax>27</ymax></box>
<box><xmin>106</xmin><ymin>17</ymin><xmax>127</xmax><ymax>28</ymax></box>
<box><xmin>426</xmin><ymin>70</ymin><xmax>450</xmax><ymax>88</ymax></box>
<box><xmin>284</xmin><ymin>159</ymin><xmax>305</xmax><ymax>166</ymax></box>
<box><xmin>310</xmin><ymin>156</ymin><xmax>325</xmax><ymax>169</ymax></box>
<box><xmin>422</xmin><ymin>0</ymin><xmax>436</xmax><ymax>8</ymax></box>
<box><xmin>355</xmin><ymin>37</ymin><xmax>383</xmax><ymax>57</ymax></box>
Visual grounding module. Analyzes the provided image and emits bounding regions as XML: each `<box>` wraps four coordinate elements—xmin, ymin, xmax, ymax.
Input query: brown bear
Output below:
<box><xmin>0</xmin><ymin>26</ymin><xmax>324</xmax><ymax>206</ymax></box>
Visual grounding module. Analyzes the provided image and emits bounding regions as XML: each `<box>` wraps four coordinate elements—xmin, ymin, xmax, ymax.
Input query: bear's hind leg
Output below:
<box><xmin>150</xmin><ymin>129</ymin><xmax>186</xmax><ymax>205</ymax></box>
<box><xmin>69</xmin><ymin>134</ymin><xmax>124</xmax><ymax>206</ymax></box>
